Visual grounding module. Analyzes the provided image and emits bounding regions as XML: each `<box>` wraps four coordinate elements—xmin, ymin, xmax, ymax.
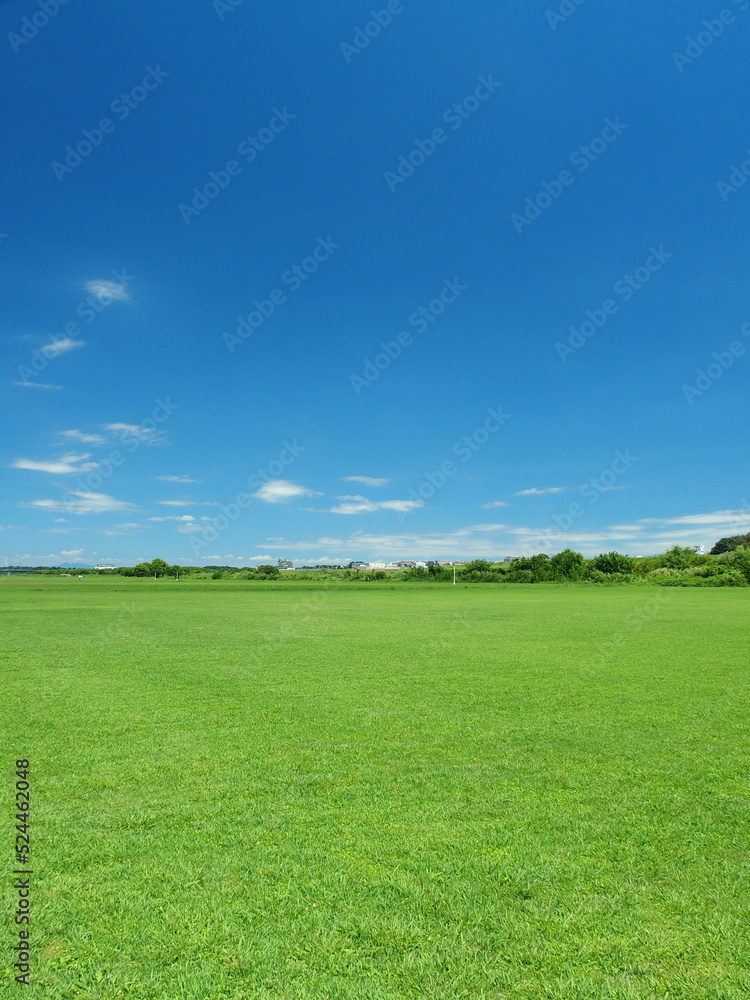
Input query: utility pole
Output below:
<box><xmin>453</xmin><ymin>565</ymin><xmax>456</xmax><ymax>586</ymax></box>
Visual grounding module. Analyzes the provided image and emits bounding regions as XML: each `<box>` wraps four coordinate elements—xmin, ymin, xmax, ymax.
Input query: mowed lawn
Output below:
<box><xmin>2</xmin><ymin>579</ymin><xmax>749</xmax><ymax>999</ymax></box>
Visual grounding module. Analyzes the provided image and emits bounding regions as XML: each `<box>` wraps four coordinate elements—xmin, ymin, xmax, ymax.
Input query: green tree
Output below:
<box><xmin>710</xmin><ymin>533</ymin><xmax>750</xmax><ymax>555</ymax></box>
<box><xmin>149</xmin><ymin>558</ymin><xmax>169</xmax><ymax>577</ymax></box>
<box><xmin>724</xmin><ymin>546</ymin><xmax>750</xmax><ymax>583</ymax></box>
<box><xmin>661</xmin><ymin>545</ymin><xmax>699</xmax><ymax>570</ymax></box>
<box><xmin>465</xmin><ymin>559</ymin><xmax>492</xmax><ymax>572</ymax></box>
<box><xmin>591</xmin><ymin>551</ymin><xmax>634</xmax><ymax>575</ymax></box>
<box><xmin>255</xmin><ymin>565</ymin><xmax>281</xmax><ymax>578</ymax></box>
<box><xmin>549</xmin><ymin>548</ymin><xmax>584</xmax><ymax>580</ymax></box>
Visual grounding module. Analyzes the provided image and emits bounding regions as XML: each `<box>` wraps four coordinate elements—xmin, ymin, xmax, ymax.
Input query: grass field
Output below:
<box><xmin>2</xmin><ymin>579</ymin><xmax>749</xmax><ymax>999</ymax></box>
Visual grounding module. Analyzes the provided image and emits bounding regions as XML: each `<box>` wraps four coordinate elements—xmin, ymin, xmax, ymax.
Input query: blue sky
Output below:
<box><xmin>2</xmin><ymin>0</ymin><xmax>749</xmax><ymax>566</ymax></box>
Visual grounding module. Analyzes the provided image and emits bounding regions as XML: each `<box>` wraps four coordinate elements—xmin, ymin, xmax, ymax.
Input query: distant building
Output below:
<box><xmin>347</xmin><ymin>561</ymin><xmax>368</xmax><ymax>570</ymax></box>
<box><xmin>95</xmin><ymin>564</ymin><xmax>115</xmax><ymax>570</ymax></box>
<box><xmin>277</xmin><ymin>558</ymin><xmax>294</xmax><ymax>570</ymax></box>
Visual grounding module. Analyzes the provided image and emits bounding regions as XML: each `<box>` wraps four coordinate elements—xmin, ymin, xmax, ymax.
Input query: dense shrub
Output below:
<box><xmin>549</xmin><ymin>548</ymin><xmax>585</xmax><ymax>581</ymax></box>
<box><xmin>590</xmin><ymin>551</ymin><xmax>635</xmax><ymax>575</ymax></box>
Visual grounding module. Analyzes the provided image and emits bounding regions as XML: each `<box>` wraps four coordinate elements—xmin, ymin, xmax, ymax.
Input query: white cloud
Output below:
<box><xmin>60</xmin><ymin>429</ymin><xmax>106</xmax><ymax>445</ymax></box>
<box><xmin>61</xmin><ymin>549</ymin><xmax>84</xmax><ymax>557</ymax></box>
<box><xmin>482</xmin><ymin>500</ymin><xmax>509</xmax><ymax>509</ymax></box>
<box><xmin>0</xmin><ymin>525</ymin><xmax>25</xmax><ymax>531</ymax></box>
<box><xmin>177</xmin><ymin>522</ymin><xmax>207</xmax><ymax>534</ymax></box>
<box><xmin>251</xmin><ymin>480</ymin><xmax>322</xmax><ymax>504</ymax></box>
<box><xmin>85</xmin><ymin>279</ymin><xmax>130</xmax><ymax>301</ymax></box>
<box><xmin>649</xmin><ymin>508</ymin><xmax>750</xmax><ymax>528</ymax></box>
<box><xmin>40</xmin><ymin>338</ymin><xmax>84</xmax><ymax>359</ymax></box>
<box><xmin>318</xmin><ymin>495</ymin><xmax>424</xmax><ymax>514</ymax></box>
<box><xmin>11</xmin><ymin>453</ymin><xmax>99</xmax><ymax>475</ymax></box>
<box><xmin>104</xmin><ymin>423</ymin><xmax>167</xmax><ymax>445</ymax></box>
<box><xmin>156</xmin><ymin>475</ymin><xmax>202</xmax><ymax>483</ymax></box>
<box><xmin>14</xmin><ymin>381</ymin><xmax>63</xmax><ymax>390</ymax></box>
<box><xmin>252</xmin><ymin>505</ymin><xmax>750</xmax><ymax>561</ymax></box>
<box><xmin>148</xmin><ymin>515</ymin><xmax>196</xmax><ymax>522</ymax></box>
<box><xmin>341</xmin><ymin>476</ymin><xmax>391</xmax><ymax>488</ymax></box>
<box><xmin>156</xmin><ymin>500</ymin><xmax>218</xmax><ymax>507</ymax></box>
<box><xmin>325</xmin><ymin>496</ymin><xmax>425</xmax><ymax>515</ymax></box>
<box><xmin>515</xmin><ymin>487</ymin><xmax>565</xmax><ymax>496</ymax></box>
<box><xmin>247</xmin><ymin>555</ymin><xmax>273</xmax><ymax>561</ymax></box>
<box><xmin>260</xmin><ymin>526</ymin><xmax>504</xmax><ymax>557</ymax></box>
<box><xmin>22</xmin><ymin>492</ymin><xmax>136</xmax><ymax>515</ymax></box>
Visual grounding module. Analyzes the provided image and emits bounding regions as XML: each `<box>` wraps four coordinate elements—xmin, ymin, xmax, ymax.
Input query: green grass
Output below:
<box><xmin>2</xmin><ymin>579</ymin><xmax>749</xmax><ymax>998</ymax></box>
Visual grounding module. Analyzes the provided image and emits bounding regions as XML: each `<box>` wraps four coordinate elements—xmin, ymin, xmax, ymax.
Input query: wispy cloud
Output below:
<box><xmin>104</xmin><ymin>423</ymin><xmax>167</xmax><ymax>445</ymax></box>
<box><xmin>515</xmin><ymin>487</ymin><xmax>565</xmax><ymax>496</ymax></box>
<box><xmin>14</xmin><ymin>381</ymin><xmax>63</xmax><ymax>390</ymax></box>
<box><xmin>156</xmin><ymin>475</ymin><xmax>202</xmax><ymax>483</ymax></box>
<box><xmin>40</xmin><ymin>338</ymin><xmax>84</xmax><ymax>358</ymax></box>
<box><xmin>252</xmin><ymin>480</ymin><xmax>322</xmax><ymax>504</ymax></box>
<box><xmin>642</xmin><ymin>508</ymin><xmax>750</xmax><ymax>528</ymax></box>
<box><xmin>22</xmin><ymin>492</ymin><xmax>136</xmax><ymax>515</ymax></box>
<box><xmin>60</xmin><ymin>429</ymin><xmax>106</xmax><ymax>445</ymax></box>
<box><xmin>85</xmin><ymin>279</ymin><xmax>130</xmax><ymax>301</ymax></box>
<box><xmin>482</xmin><ymin>500</ymin><xmax>509</xmax><ymax>509</ymax></box>
<box><xmin>156</xmin><ymin>500</ymin><xmax>218</xmax><ymax>507</ymax></box>
<box><xmin>11</xmin><ymin>453</ymin><xmax>99</xmax><ymax>475</ymax></box>
<box><xmin>148</xmin><ymin>515</ymin><xmax>196</xmax><ymax>522</ymax></box>
<box><xmin>60</xmin><ymin>548</ymin><xmax>84</xmax><ymax>557</ymax></box>
<box><xmin>326</xmin><ymin>495</ymin><xmax>425</xmax><ymax>515</ymax></box>
<box><xmin>341</xmin><ymin>476</ymin><xmax>391</xmax><ymax>488</ymax></box>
